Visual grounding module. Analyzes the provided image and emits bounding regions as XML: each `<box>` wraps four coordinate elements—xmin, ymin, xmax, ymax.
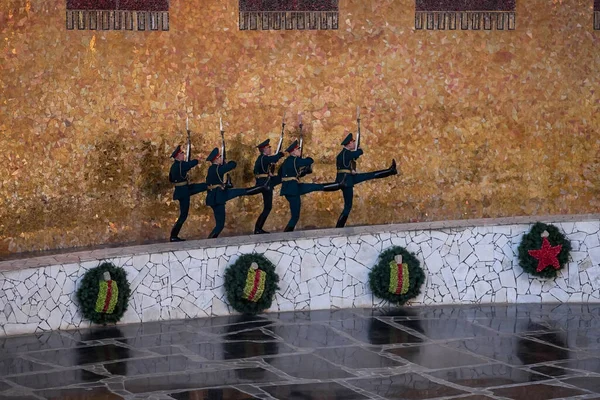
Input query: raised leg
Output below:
<box><xmin>297</xmin><ymin>183</ymin><xmax>324</xmax><ymax>196</ymax></box>
<box><xmin>225</xmin><ymin>188</ymin><xmax>248</xmax><ymax>201</ymax></box>
<box><xmin>188</xmin><ymin>183</ymin><xmax>208</xmax><ymax>196</ymax></box>
<box><xmin>351</xmin><ymin>172</ymin><xmax>376</xmax><ymax>185</ymax></box>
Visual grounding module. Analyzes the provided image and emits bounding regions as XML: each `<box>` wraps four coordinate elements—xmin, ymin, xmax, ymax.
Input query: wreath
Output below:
<box><xmin>517</xmin><ymin>222</ymin><xmax>571</xmax><ymax>279</ymax></box>
<box><xmin>224</xmin><ymin>254</ymin><xmax>280</xmax><ymax>315</ymax></box>
<box><xmin>368</xmin><ymin>246</ymin><xmax>425</xmax><ymax>305</ymax></box>
<box><xmin>76</xmin><ymin>262</ymin><xmax>131</xmax><ymax>324</ymax></box>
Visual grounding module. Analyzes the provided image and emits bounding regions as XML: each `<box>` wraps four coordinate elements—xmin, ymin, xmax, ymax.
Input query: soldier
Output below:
<box><xmin>335</xmin><ymin>133</ymin><xmax>397</xmax><ymax>228</ymax></box>
<box><xmin>253</xmin><ymin>139</ymin><xmax>285</xmax><ymax>234</ymax></box>
<box><xmin>169</xmin><ymin>145</ymin><xmax>207</xmax><ymax>242</ymax></box>
<box><xmin>280</xmin><ymin>140</ymin><xmax>344</xmax><ymax>232</ymax></box>
<box><xmin>205</xmin><ymin>147</ymin><xmax>266</xmax><ymax>239</ymax></box>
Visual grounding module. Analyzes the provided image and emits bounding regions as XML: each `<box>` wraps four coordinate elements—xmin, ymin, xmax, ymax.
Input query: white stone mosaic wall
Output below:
<box><xmin>1</xmin><ymin>220</ymin><xmax>600</xmax><ymax>337</ymax></box>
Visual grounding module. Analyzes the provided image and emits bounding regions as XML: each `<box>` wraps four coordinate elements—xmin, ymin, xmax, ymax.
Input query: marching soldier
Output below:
<box><xmin>169</xmin><ymin>145</ymin><xmax>207</xmax><ymax>242</ymax></box>
<box><xmin>280</xmin><ymin>140</ymin><xmax>344</xmax><ymax>232</ymax></box>
<box><xmin>205</xmin><ymin>147</ymin><xmax>266</xmax><ymax>239</ymax></box>
<box><xmin>253</xmin><ymin>139</ymin><xmax>285</xmax><ymax>234</ymax></box>
<box><xmin>335</xmin><ymin>133</ymin><xmax>397</xmax><ymax>228</ymax></box>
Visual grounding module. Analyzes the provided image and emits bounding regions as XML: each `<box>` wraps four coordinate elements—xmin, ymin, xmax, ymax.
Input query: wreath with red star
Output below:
<box><xmin>517</xmin><ymin>222</ymin><xmax>571</xmax><ymax>279</ymax></box>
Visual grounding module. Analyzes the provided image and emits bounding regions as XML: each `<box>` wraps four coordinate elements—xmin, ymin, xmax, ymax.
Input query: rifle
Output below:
<box><xmin>185</xmin><ymin>116</ymin><xmax>191</xmax><ymax>162</ymax></box>
<box><xmin>269</xmin><ymin>111</ymin><xmax>286</xmax><ymax>175</ymax></box>
<box><xmin>298</xmin><ymin>113</ymin><xmax>312</xmax><ymax>177</ymax></box>
<box><xmin>220</xmin><ymin>117</ymin><xmax>233</xmax><ymax>188</ymax></box>
<box><xmin>351</xmin><ymin>106</ymin><xmax>360</xmax><ymax>173</ymax></box>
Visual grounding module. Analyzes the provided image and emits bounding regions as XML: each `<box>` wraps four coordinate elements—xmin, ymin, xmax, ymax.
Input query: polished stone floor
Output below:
<box><xmin>2</xmin><ymin>305</ymin><xmax>600</xmax><ymax>400</ymax></box>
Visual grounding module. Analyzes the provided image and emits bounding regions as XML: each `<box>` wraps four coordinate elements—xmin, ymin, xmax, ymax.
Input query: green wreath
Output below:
<box><xmin>76</xmin><ymin>262</ymin><xmax>131</xmax><ymax>324</ymax></box>
<box><xmin>517</xmin><ymin>222</ymin><xmax>571</xmax><ymax>279</ymax></box>
<box><xmin>224</xmin><ymin>254</ymin><xmax>280</xmax><ymax>315</ymax></box>
<box><xmin>369</xmin><ymin>246</ymin><xmax>425</xmax><ymax>305</ymax></box>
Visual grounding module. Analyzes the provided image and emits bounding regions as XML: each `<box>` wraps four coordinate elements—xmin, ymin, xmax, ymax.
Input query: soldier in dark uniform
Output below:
<box><xmin>280</xmin><ymin>140</ymin><xmax>344</xmax><ymax>232</ymax></box>
<box><xmin>169</xmin><ymin>145</ymin><xmax>207</xmax><ymax>242</ymax></box>
<box><xmin>205</xmin><ymin>148</ymin><xmax>266</xmax><ymax>239</ymax></box>
<box><xmin>335</xmin><ymin>133</ymin><xmax>397</xmax><ymax>228</ymax></box>
<box><xmin>253</xmin><ymin>139</ymin><xmax>285</xmax><ymax>234</ymax></box>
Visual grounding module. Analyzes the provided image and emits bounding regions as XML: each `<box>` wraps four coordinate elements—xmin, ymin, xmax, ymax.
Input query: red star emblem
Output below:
<box><xmin>528</xmin><ymin>237</ymin><xmax>562</xmax><ymax>272</ymax></box>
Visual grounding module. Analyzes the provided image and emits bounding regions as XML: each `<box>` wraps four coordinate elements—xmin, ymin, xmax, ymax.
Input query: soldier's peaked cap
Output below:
<box><xmin>171</xmin><ymin>145</ymin><xmax>182</xmax><ymax>158</ymax></box>
<box><xmin>341</xmin><ymin>133</ymin><xmax>354</xmax><ymax>146</ymax></box>
<box><xmin>257</xmin><ymin>139</ymin><xmax>270</xmax><ymax>149</ymax></box>
<box><xmin>285</xmin><ymin>140</ymin><xmax>299</xmax><ymax>153</ymax></box>
<box><xmin>206</xmin><ymin>148</ymin><xmax>220</xmax><ymax>162</ymax></box>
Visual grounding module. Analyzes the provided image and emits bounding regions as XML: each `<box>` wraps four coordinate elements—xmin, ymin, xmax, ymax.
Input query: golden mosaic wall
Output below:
<box><xmin>1</xmin><ymin>0</ymin><xmax>599</xmax><ymax>256</ymax></box>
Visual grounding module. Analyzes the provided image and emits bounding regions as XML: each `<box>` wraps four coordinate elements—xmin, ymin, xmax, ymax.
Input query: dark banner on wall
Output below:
<box><xmin>239</xmin><ymin>0</ymin><xmax>339</xmax><ymax>30</ymax></box>
<box><xmin>66</xmin><ymin>0</ymin><xmax>169</xmax><ymax>31</ymax></box>
<box><xmin>415</xmin><ymin>0</ymin><xmax>516</xmax><ymax>30</ymax></box>
<box><xmin>595</xmin><ymin>0</ymin><xmax>600</xmax><ymax>30</ymax></box>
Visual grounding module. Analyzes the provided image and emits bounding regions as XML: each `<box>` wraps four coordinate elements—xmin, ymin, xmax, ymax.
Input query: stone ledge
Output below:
<box><xmin>1</xmin><ymin>213</ymin><xmax>599</xmax><ymax>272</ymax></box>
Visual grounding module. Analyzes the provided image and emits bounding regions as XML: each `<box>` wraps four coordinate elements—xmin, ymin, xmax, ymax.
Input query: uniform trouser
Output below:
<box><xmin>255</xmin><ymin>175</ymin><xmax>282</xmax><ymax>231</ymax></box>
<box><xmin>255</xmin><ymin>190</ymin><xmax>273</xmax><ymax>229</ymax></box>
<box><xmin>340</xmin><ymin>172</ymin><xmax>376</xmax><ymax>217</ymax></box>
<box><xmin>170</xmin><ymin>183</ymin><xmax>208</xmax><ymax>238</ymax></box>
<box><xmin>208</xmin><ymin>188</ymin><xmax>247</xmax><ymax>238</ymax></box>
<box><xmin>284</xmin><ymin>183</ymin><xmax>323</xmax><ymax>230</ymax></box>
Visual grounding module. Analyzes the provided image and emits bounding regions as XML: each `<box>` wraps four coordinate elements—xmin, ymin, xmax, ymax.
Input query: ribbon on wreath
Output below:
<box><xmin>389</xmin><ymin>255</ymin><xmax>410</xmax><ymax>295</ymax></box>
<box><xmin>243</xmin><ymin>262</ymin><xmax>267</xmax><ymax>302</ymax></box>
<box><xmin>95</xmin><ymin>271</ymin><xmax>119</xmax><ymax>314</ymax></box>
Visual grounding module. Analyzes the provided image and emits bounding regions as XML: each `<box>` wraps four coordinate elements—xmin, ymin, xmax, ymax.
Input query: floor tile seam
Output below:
<box><xmin>335</xmin><ymin>378</ymin><xmax>387</xmax><ymax>400</ymax></box>
<box><xmin>343</xmin><ymin>371</ymin><xmax>477</xmax><ymax>398</ymax></box>
<box><xmin>554</xmin><ymin>368</ymin><xmax>600</xmax><ymax>377</ymax></box>
<box><xmin>415</xmin><ymin>370</ymin><xmax>486</xmax><ymax>395</ymax></box>
<box><xmin>0</xmin><ymin>357</ymin><xmax>118</xmax><ymax>377</ymax></box>
<box><xmin>254</xmin><ymin>380</ymin><xmax>378</xmax><ymax>400</ymax></box>
<box><xmin>304</xmin><ymin>349</ymin><xmax>411</xmax><ymax>376</ymax></box>
<box><xmin>428</xmin><ymin>372</ymin><xmax>561</xmax><ymax>392</ymax></box>
<box><xmin>287</xmin><ymin>322</ymin><xmax>366</xmax><ymax>346</ymax></box>
<box><xmin>513</xmin><ymin>332</ymin><xmax>583</xmax><ymax>353</ymax></box>
<box><xmin>488</xmin><ymin>378</ymin><xmax>596</xmax><ymax>395</ymax></box>
<box><xmin>6</xmin><ymin>378</ymin><xmax>110</xmax><ymax>392</ymax></box>
<box><xmin>431</xmin><ymin>340</ymin><xmax>508</xmax><ymax>365</ymax></box>
<box><xmin>8</xmin><ymin>358</ymin><xmax>247</xmax><ymax>382</ymax></box>
<box><xmin>240</xmin><ymin>387</ymin><xmax>279</xmax><ymax>400</ymax></box>
<box><xmin>122</xmin><ymin>382</ymin><xmax>275</xmax><ymax>397</ymax></box>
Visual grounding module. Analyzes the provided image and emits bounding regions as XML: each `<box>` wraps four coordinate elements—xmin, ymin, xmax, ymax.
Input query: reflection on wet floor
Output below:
<box><xmin>1</xmin><ymin>304</ymin><xmax>600</xmax><ymax>399</ymax></box>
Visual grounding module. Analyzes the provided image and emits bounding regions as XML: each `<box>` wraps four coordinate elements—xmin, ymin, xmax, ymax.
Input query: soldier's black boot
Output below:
<box><xmin>245</xmin><ymin>185</ymin><xmax>267</xmax><ymax>196</ymax></box>
<box><xmin>254</xmin><ymin>215</ymin><xmax>269</xmax><ymax>234</ymax></box>
<box><xmin>323</xmin><ymin>175</ymin><xmax>347</xmax><ymax>192</ymax></box>
<box><xmin>336</xmin><ymin>214</ymin><xmax>349</xmax><ymax>228</ymax></box>
<box><xmin>208</xmin><ymin>231</ymin><xmax>219</xmax><ymax>239</ymax></box>
<box><xmin>170</xmin><ymin>236</ymin><xmax>185</xmax><ymax>242</ymax></box>
<box><xmin>374</xmin><ymin>159</ymin><xmax>397</xmax><ymax>179</ymax></box>
<box><xmin>283</xmin><ymin>224</ymin><xmax>295</xmax><ymax>232</ymax></box>
<box><xmin>323</xmin><ymin>182</ymin><xmax>341</xmax><ymax>192</ymax></box>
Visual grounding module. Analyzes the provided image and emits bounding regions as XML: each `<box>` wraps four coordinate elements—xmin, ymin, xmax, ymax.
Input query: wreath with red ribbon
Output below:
<box><xmin>224</xmin><ymin>254</ymin><xmax>280</xmax><ymax>315</ymax></box>
<box><xmin>76</xmin><ymin>262</ymin><xmax>131</xmax><ymax>325</ymax></box>
<box><xmin>517</xmin><ymin>222</ymin><xmax>571</xmax><ymax>279</ymax></box>
<box><xmin>368</xmin><ymin>246</ymin><xmax>425</xmax><ymax>305</ymax></box>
